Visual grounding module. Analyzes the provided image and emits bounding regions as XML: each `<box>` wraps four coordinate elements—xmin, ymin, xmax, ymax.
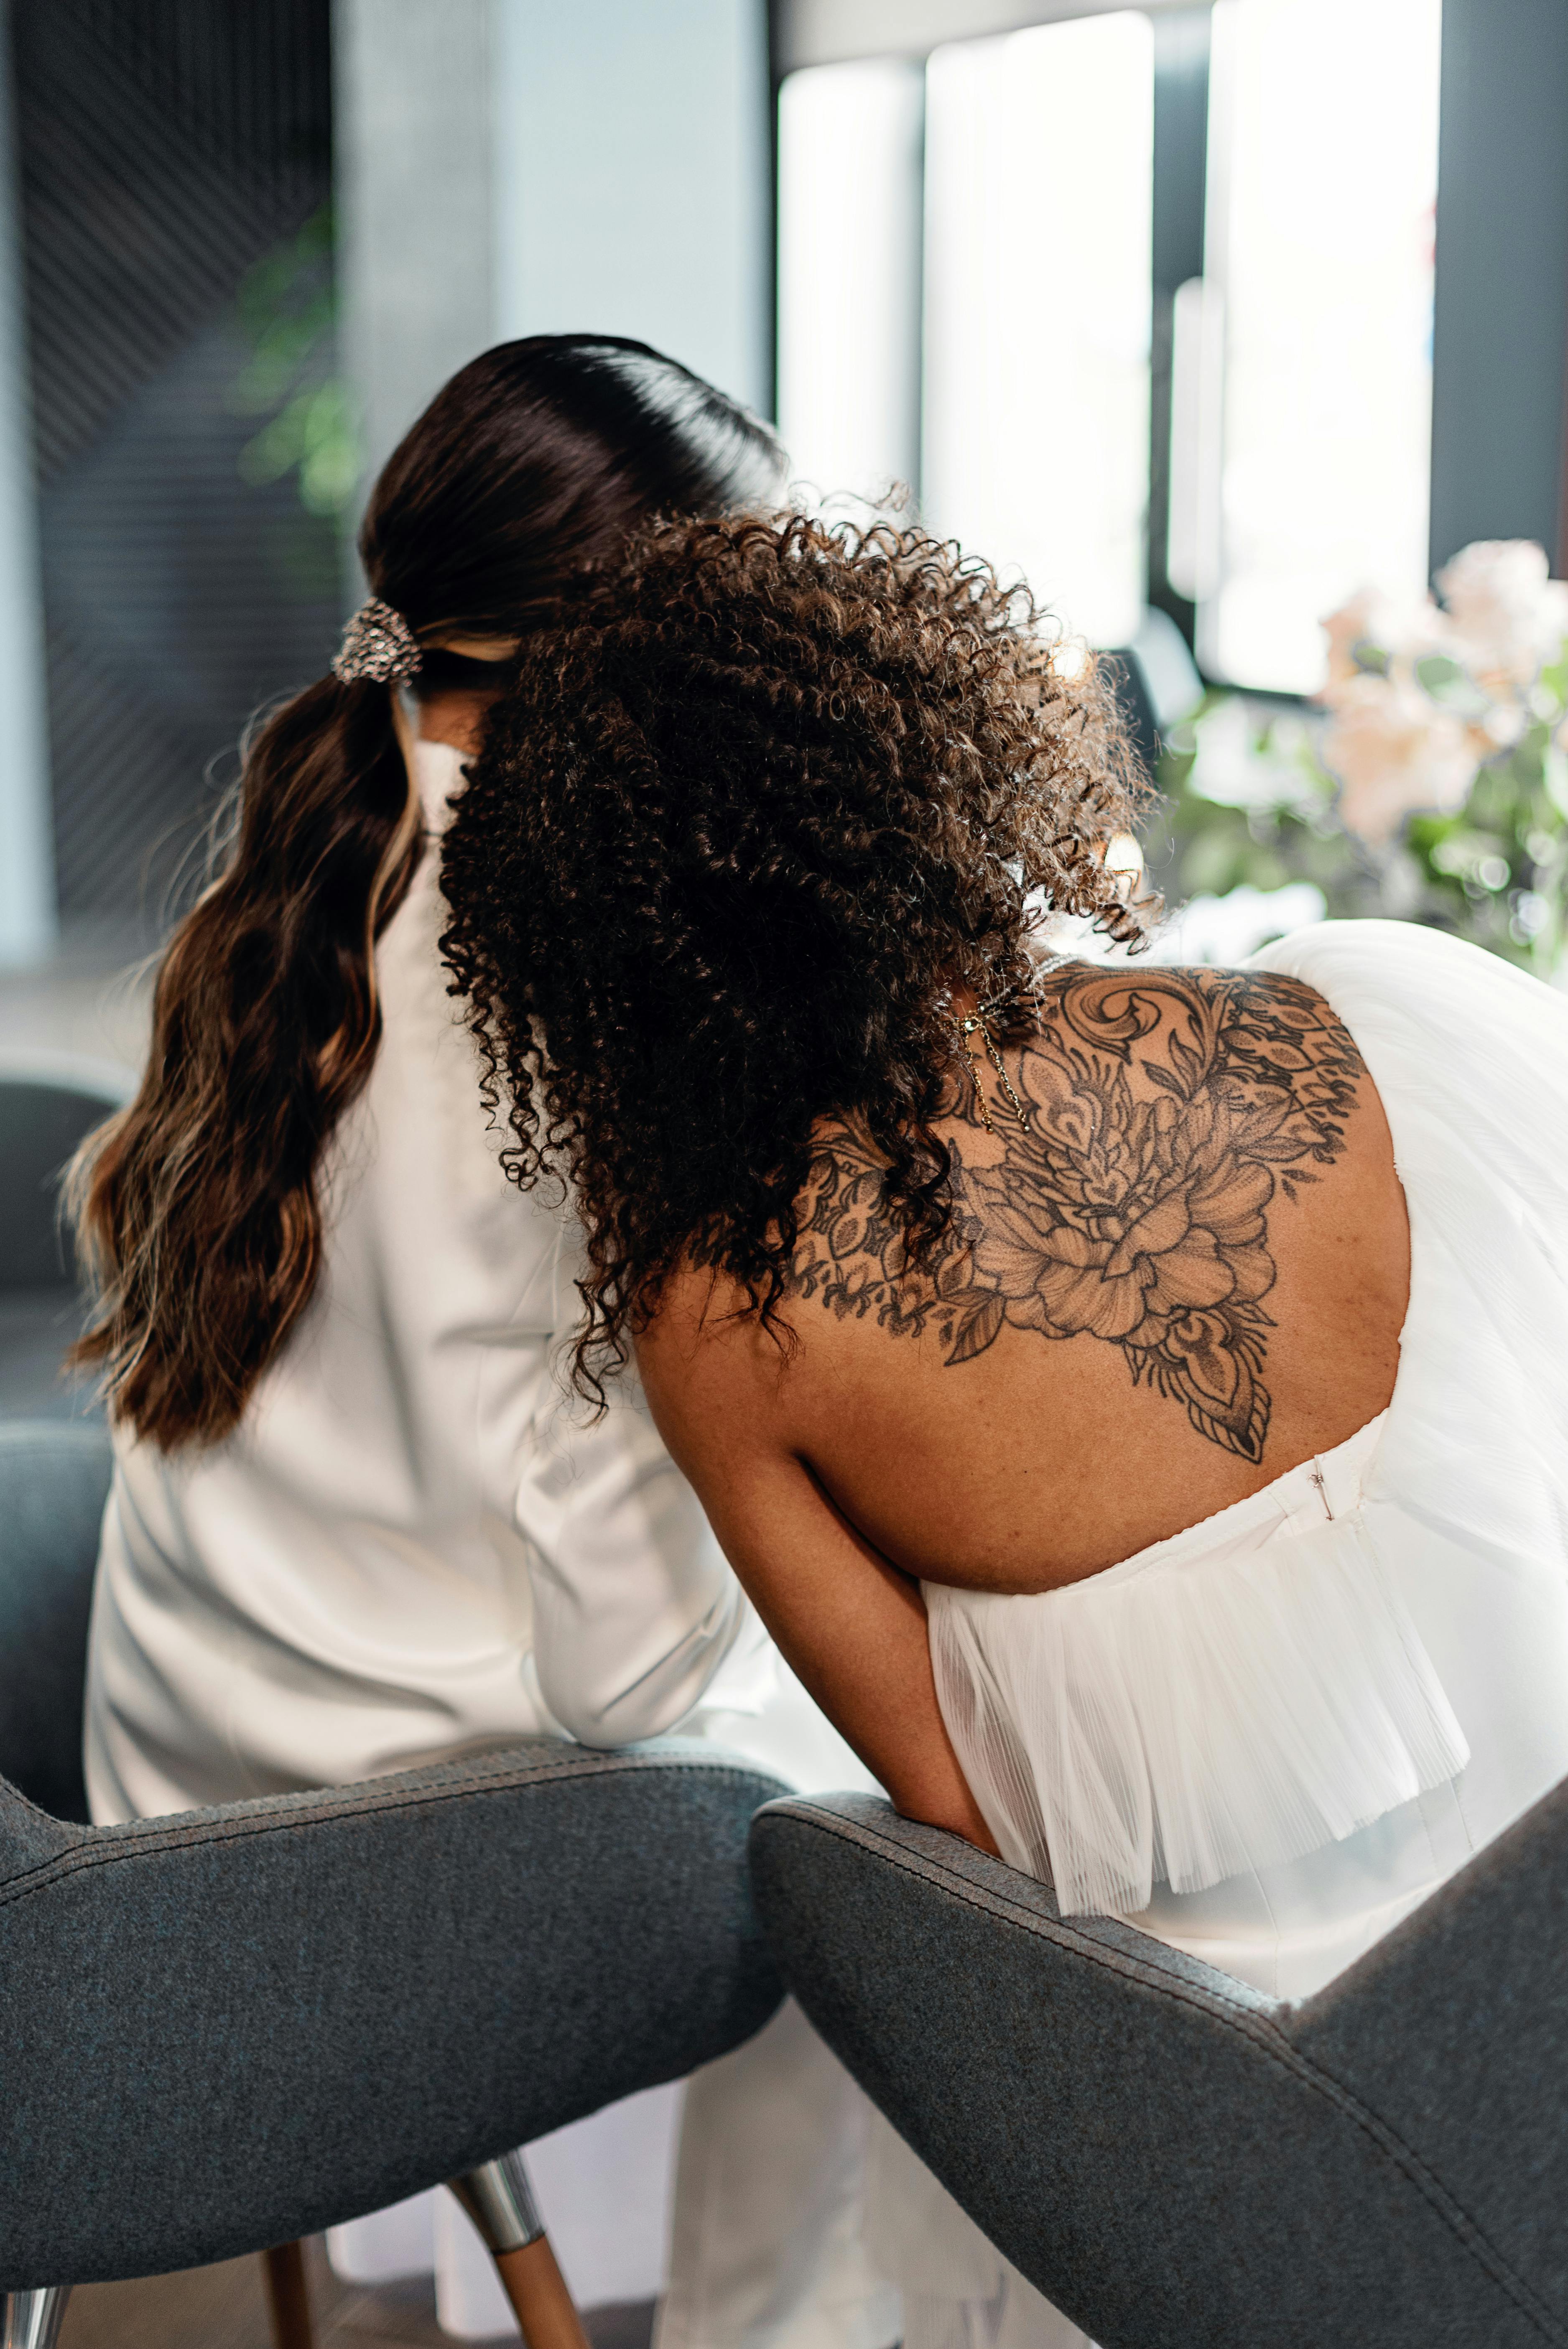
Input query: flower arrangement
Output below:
<box><xmin>1158</xmin><ymin>541</ymin><xmax>1568</xmax><ymax>977</ymax></box>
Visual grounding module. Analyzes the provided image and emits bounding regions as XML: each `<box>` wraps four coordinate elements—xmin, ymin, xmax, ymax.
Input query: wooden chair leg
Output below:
<box><xmin>1</xmin><ymin>2289</ymin><xmax>71</xmax><ymax>2349</ymax></box>
<box><xmin>493</xmin><ymin>2236</ymin><xmax>591</xmax><ymax>2349</ymax></box>
<box><xmin>260</xmin><ymin>2241</ymin><xmax>316</xmax><ymax>2349</ymax></box>
<box><xmin>449</xmin><ymin>2152</ymin><xmax>591</xmax><ymax>2349</ymax></box>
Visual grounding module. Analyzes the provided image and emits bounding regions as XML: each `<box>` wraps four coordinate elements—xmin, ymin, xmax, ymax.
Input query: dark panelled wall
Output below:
<box><xmin>1430</xmin><ymin>0</ymin><xmax>1568</xmax><ymax>577</ymax></box>
<box><xmin>12</xmin><ymin>0</ymin><xmax>337</xmax><ymax>930</ymax></box>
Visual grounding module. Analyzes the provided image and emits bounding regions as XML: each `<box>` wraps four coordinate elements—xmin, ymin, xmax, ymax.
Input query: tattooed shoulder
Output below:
<box><xmin>787</xmin><ymin>966</ymin><xmax>1367</xmax><ymax>1464</ymax></box>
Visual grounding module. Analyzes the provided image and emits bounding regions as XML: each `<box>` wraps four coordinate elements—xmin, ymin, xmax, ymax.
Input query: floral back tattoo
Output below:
<box><xmin>789</xmin><ymin>969</ymin><xmax>1366</xmax><ymax>1463</ymax></box>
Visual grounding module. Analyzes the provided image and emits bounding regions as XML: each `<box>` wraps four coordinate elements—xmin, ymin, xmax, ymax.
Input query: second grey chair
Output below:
<box><xmin>750</xmin><ymin>1786</ymin><xmax>1568</xmax><ymax>2349</ymax></box>
<box><xmin>0</xmin><ymin>1421</ymin><xmax>788</xmax><ymax>2348</ymax></box>
<box><xmin>0</xmin><ymin>1051</ymin><xmax>134</xmax><ymax>1423</ymax></box>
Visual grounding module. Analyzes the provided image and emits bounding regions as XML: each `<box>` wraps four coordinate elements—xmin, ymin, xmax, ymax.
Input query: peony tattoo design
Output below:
<box><xmin>788</xmin><ymin>969</ymin><xmax>1365</xmax><ymax>1462</ymax></box>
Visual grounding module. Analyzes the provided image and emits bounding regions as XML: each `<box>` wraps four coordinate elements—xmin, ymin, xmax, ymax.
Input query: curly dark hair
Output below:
<box><xmin>440</xmin><ymin>510</ymin><xmax>1156</xmax><ymax>1400</ymax></box>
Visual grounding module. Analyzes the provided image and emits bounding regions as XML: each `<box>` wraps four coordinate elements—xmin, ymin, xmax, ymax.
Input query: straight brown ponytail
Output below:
<box><xmin>69</xmin><ymin>335</ymin><xmax>782</xmax><ymax>1448</ymax></box>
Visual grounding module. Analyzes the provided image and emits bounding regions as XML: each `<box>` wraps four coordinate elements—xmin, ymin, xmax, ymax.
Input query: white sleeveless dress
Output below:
<box><xmin>876</xmin><ymin>918</ymin><xmax>1568</xmax><ymax>2347</ymax></box>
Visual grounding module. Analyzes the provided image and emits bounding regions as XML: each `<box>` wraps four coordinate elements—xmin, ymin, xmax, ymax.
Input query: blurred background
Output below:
<box><xmin>7</xmin><ymin>0</ymin><xmax>1565</xmax><ymax>1421</ymax></box>
<box><xmin>0</xmin><ymin>0</ymin><xmax>1563</xmax><ymax>1023</ymax></box>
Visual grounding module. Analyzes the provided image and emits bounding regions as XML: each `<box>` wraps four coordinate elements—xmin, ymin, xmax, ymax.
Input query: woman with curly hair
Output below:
<box><xmin>444</xmin><ymin>509</ymin><xmax>1568</xmax><ymax>2342</ymax></box>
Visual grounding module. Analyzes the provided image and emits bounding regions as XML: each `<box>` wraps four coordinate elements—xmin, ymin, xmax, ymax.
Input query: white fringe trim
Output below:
<box><xmin>927</xmin><ymin>1516</ymin><xmax>1470</xmax><ymax>1917</ymax></box>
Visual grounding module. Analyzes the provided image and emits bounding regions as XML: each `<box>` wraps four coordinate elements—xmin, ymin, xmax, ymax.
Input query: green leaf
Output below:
<box><xmin>1545</xmin><ymin>745</ymin><xmax>1568</xmax><ymax>823</ymax></box>
<box><xmin>227</xmin><ymin>202</ymin><xmax>354</xmax><ymax>524</ymax></box>
<box><xmin>1414</xmin><ymin>653</ymin><xmax>1489</xmax><ymax>719</ymax></box>
<box><xmin>1539</xmin><ymin>643</ymin><xmax>1568</xmax><ymax>712</ymax></box>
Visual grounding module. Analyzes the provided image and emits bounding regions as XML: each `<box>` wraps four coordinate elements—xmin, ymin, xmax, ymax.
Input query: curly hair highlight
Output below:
<box><xmin>440</xmin><ymin>511</ymin><xmax>1157</xmax><ymax>1402</ymax></box>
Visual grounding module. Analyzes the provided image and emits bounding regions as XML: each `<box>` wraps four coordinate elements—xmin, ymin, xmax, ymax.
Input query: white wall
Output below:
<box><xmin>335</xmin><ymin>0</ymin><xmax>771</xmax><ymax>535</ymax></box>
<box><xmin>492</xmin><ymin>0</ymin><xmax>770</xmax><ymax>415</ymax></box>
<box><xmin>334</xmin><ymin>0</ymin><xmax>495</xmax><ymax>504</ymax></box>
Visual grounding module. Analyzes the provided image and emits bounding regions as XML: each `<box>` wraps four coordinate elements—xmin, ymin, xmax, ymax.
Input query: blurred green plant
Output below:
<box><xmin>1157</xmin><ymin>696</ymin><xmax>1414</xmax><ymax>934</ymax></box>
<box><xmin>1156</xmin><ymin>545</ymin><xmax>1568</xmax><ymax>981</ymax></box>
<box><xmin>228</xmin><ymin>206</ymin><xmax>359</xmax><ymax>523</ymax></box>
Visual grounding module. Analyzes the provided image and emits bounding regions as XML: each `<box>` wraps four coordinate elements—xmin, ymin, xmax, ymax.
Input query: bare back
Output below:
<box><xmin>645</xmin><ymin>963</ymin><xmax>1407</xmax><ymax>1584</ymax></box>
<box><xmin>637</xmin><ymin>962</ymin><xmax>1410</xmax><ymax>1832</ymax></box>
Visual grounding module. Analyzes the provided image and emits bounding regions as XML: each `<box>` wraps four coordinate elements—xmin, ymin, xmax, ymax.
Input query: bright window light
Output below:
<box><xmin>1200</xmin><ymin>0</ymin><xmax>1441</xmax><ymax>691</ymax></box>
<box><xmin>922</xmin><ymin>13</ymin><xmax>1154</xmax><ymax>650</ymax></box>
<box><xmin>776</xmin><ymin>59</ymin><xmax>925</xmax><ymax>509</ymax></box>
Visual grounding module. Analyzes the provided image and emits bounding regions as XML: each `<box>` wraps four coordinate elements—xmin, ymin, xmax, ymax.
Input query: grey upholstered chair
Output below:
<box><xmin>750</xmin><ymin>1788</ymin><xmax>1568</xmax><ymax>2349</ymax></box>
<box><xmin>0</xmin><ymin>1422</ymin><xmax>787</xmax><ymax>2348</ymax></box>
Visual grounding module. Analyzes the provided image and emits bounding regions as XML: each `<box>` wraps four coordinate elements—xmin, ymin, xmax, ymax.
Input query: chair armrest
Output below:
<box><xmin>0</xmin><ymin>1738</ymin><xmax>788</xmax><ymax>2290</ymax></box>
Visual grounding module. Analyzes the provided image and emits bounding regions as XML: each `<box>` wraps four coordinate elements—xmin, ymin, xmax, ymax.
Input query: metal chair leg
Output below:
<box><xmin>448</xmin><ymin>2152</ymin><xmax>590</xmax><ymax>2349</ymax></box>
<box><xmin>1</xmin><ymin>2289</ymin><xmax>71</xmax><ymax>2349</ymax></box>
<box><xmin>260</xmin><ymin>2241</ymin><xmax>316</xmax><ymax>2349</ymax></box>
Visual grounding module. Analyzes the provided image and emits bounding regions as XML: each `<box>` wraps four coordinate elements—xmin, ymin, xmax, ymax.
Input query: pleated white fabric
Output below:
<box><xmin>927</xmin><ymin>1416</ymin><xmax>1470</xmax><ymax>1916</ymax></box>
<box><xmin>927</xmin><ymin>919</ymin><xmax>1568</xmax><ymax>1994</ymax></box>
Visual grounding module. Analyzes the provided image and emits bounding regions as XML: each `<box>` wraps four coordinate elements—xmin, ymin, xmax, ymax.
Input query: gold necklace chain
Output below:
<box><xmin>954</xmin><ymin>956</ymin><xmax>1071</xmax><ymax>1136</ymax></box>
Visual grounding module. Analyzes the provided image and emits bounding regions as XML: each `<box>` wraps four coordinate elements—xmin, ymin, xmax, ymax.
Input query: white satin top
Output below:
<box><xmin>928</xmin><ymin>920</ymin><xmax>1568</xmax><ymax>1999</ymax></box>
<box><xmin>86</xmin><ymin>740</ymin><xmax>771</xmax><ymax>1825</ymax></box>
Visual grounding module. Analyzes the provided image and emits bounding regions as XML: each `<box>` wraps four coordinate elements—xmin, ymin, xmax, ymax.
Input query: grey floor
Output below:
<box><xmin>57</xmin><ymin>2237</ymin><xmax>656</xmax><ymax>2349</ymax></box>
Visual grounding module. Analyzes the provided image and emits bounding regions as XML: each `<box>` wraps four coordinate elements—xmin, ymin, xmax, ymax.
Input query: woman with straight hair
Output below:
<box><xmin>73</xmin><ymin>335</ymin><xmax>783</xmax><ymax>1813</ymax></box>
<box><xmin>68</xmin><ymin>339</ymin><xmax>890</xmax><ymax>2341</ymax></box>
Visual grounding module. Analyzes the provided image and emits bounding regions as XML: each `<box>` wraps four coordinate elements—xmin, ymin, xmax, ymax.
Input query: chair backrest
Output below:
<box><xmin>0</xmin><ymin>1740</ymin><xmax>787</xmax><ymax>2293</ymax></box>
<box><xmin>0</xmin><ymin>1054</ymin><xmax>134</xmax><ymax>1292</ymax></box>
<box><xmin>0</xmin><ymin>1421</ymin><xmax>792</xmax><ymax>2297</ymax></box>
<box><xmin>750</xmin><ymin>1788</ymin><xmax>1568</xmax><ymax>2349</ymax></box>
<box><xmin>0</xmin><ymin>1420</ymin><xmax>113</xmax><ymax>1822</ymax></box>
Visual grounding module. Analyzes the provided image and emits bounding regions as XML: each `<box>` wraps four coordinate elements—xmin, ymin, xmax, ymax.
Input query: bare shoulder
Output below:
<box><xmin>1032</xmin><ymin>959</ymin><xmax>1366</xmax><ymax>1108</ymax></box>
<box><xmin>788</xmin><ymin>959</ymin><xmax>1366</xmax><ymax>1297</ymax></box>
<box><xmin>634</xmin><ymin>1256</ymin><xmax>794</xmax><ymax>1469</ymax></box>
<box><xmin>1010</xmin><ymin>961</ymin><xmax>1369</xmax><ymax>1179</ymax></box>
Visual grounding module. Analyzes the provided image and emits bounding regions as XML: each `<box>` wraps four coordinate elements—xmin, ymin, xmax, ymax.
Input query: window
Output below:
<box><xmin>776</xmin><ymin>58</ymin><xmax>923</xmax><ymax>505</ymax></box>
<box><xmin>1192</xmin><ymin>0</ymin><xmax>1441</xmax><ymax>689</ymax></box>
<box><xmin>775</xmin><ymin>0</ymin><xmax>1446</xmax><ymax>693</ymax></box>
<box><xmin>923</xmin><ymin>14</ymin><xmax>1153</xmax><ymax>651</ymax></box>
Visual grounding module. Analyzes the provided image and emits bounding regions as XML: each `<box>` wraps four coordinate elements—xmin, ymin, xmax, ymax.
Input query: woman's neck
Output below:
<box><xmin>416</xmin><ymin>688</ymin><xmax>496</xmax><ymax>756</ymax></box>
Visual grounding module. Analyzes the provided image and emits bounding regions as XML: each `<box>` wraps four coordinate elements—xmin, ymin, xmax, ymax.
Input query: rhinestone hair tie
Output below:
<box><xmin>332</xmin><ymin>599</ymin><xmax>423</xmax><ymax>685</ymax></box>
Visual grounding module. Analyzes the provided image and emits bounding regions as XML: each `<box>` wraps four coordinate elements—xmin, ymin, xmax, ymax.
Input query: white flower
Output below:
<box><xmin>1480</xmin><ymin>699</ymin><xmax>1527</xmax><ymax>748</ymax></box>
<box><xmin>1321</xmin><ymin>672</ymin><xmax>1479</xmax><ymax>845</ymax></box>
<box><xmin>1435</xmin><ymin>540</ymin><xmax>1568</xmax><ymax>686</ymax></box>
<box><xmin>1320</xmin><ymin>587</ymin><xmax>1451</xmax><ymax>704</ymax></box>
